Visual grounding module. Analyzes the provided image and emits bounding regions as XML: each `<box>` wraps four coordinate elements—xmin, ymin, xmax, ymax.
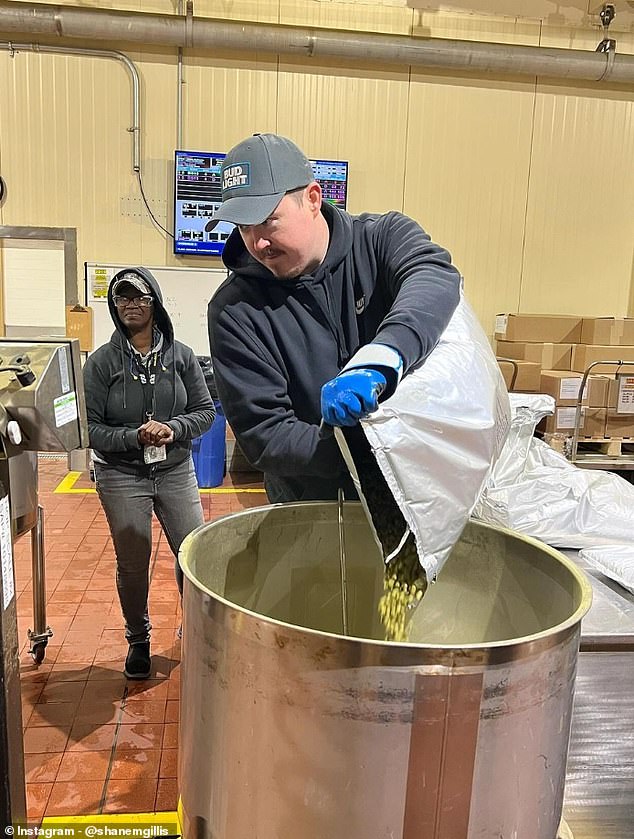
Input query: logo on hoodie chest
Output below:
<box><xmin>355</xmin><ymin>295</ymin><xmax>365</xmax><ymax>315</ymax></box>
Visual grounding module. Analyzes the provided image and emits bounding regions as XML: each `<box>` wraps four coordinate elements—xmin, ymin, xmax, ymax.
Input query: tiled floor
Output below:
<box><xmin>16</xmin><ymin>456</ymin><xmax>265</xmax><ymax>824</ymax></box>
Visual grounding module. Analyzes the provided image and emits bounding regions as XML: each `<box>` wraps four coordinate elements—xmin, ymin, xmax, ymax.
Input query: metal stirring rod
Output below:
<box><xmin>338</xmin><ymin>487</ymin><xmax>349</xmax><ymax>636</ymax></box>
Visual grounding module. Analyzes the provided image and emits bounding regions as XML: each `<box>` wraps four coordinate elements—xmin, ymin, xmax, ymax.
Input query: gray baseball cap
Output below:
<box><xmin>211</xmin><ymin>134</ymin><xmax>315</xmax><ymax>225</ymax></box>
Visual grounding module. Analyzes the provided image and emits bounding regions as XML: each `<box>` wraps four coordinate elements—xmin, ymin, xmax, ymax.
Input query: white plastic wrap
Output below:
<box><xmin>578</xmin><ymin>546</ymin><xmax>634</xmax><ymax>595</ymax></box>
<box><xmin>349</xmin><ymin>295</ymin><xmax>511</xmax><ymax>583</ymax></box>
<box><xmin>473</xmin><ymin>393</ymin><xmax>634</xmax><ymax>549</ymax></box>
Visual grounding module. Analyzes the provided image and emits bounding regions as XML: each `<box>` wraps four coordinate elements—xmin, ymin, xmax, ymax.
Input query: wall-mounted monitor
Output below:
<box><xmin>174</xmin><ymin>151</ymin><xmax>229</xmax><ymax>256</ymax></box>
<box><xmin>311</xmin><ymin>159</ymin><xmax>348</xmax><ymax>210</ymax></box>
<box><xmin>174</xmin><ymin>150</ymin><xmax>349</xmax><ymax>257</ymax></box>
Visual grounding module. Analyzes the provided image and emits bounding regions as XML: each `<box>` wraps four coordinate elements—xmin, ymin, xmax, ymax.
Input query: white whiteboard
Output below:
<box><xmin>85</xmin><ymin>263</ymin><xmax>227</xmax><ymax>356</ymax></box>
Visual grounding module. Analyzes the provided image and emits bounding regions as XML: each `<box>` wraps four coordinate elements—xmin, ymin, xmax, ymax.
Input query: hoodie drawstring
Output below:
<box><xmin>120</xmin><ymin>341</ymin><xmax>127</xmax><ymax>409</ymax></box>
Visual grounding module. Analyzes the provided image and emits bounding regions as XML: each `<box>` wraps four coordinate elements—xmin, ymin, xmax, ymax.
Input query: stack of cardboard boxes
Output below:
<box><xmin>495</xmin><ymin>313</ymin><xmax>634</xmax><ymax>440</ymax></box>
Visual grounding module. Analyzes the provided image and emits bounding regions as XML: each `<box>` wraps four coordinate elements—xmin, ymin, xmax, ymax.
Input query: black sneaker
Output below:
<box><xmin>124</xmin><ymin>642</ymin><xmax>151</xmax><ymax>680</ymax></box>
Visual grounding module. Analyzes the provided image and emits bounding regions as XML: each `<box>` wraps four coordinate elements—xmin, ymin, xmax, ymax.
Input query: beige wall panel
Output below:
<box><xmin>134</xmin><ymin>51</ymin><xmax>179</xmax><ymax>267</ymax></box>
<box><xmin>521</xmin><ymin>86</ymin><xmax>634</xmax><ymax>316</ymax></box>
<box><xmin>277</xmin><ymin>60</ymin><xmax>410</xmax><ymax>214</ymax></box>
<box><xmin>0</xmin><ymin>50</ymin><xmax>140</xmax><ymax>283</ymax></box>
<box><xmin>411</xmin><ymin>9</ymin><xmax>542</xmax><ymax>43</ymax></box>
<box><xmin>280</xmin><ymin>0</ymin><xmax>412</xmax><ymax>34</ymax></box>
<box><xmin>404</xmin><ymin>73</ymin><xmax>536</xmax><ymax>333</ymax></box>
<box><xmin>539</xmin><ymin>24</ymin><xmax>634</xmax><ymax>54</ymax></box>
<box><xmin>410</xmin><ymin>1</ymin><xmax>581</xmax><ymax>26</ymax></box>
<box><xmin>410</xmin><ymin>1</ymin><xmax>634</xmax><ymax>30</ymax></box>
<box><xmin>182</xmin><ymin>52</ymin><xmax>279</xmax><ymax>151</ymax></box>
<box><xmin>33</xmin><ymin>0</ymin><xmax>277</xmax><ymax>17</ymax></box>
<box><xmin>199</xmin><ymin>0</ymin><xmax>279</xmax><ymax>23</ymax></box>
<box><xmin>27</xmin><ymin>0</ymin><xmax>184</xmax><ymax>12</ymax></box>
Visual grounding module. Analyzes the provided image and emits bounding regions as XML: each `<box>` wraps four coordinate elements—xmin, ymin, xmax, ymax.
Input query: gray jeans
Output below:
<box><xmin>95</xmin><ymin>456</ymin><xmax>204</xmax><ymax>645</ymax></box>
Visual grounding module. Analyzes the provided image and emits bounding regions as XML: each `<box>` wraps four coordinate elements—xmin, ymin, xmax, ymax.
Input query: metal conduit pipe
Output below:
<box><xmin>0</xmin><ymin>1</ymin><xmax>633</xmax><ymax>85</ymax></box>
<box><xmin>176</xmin><ymin>0</ymin><xmax>184</xmax><ymax>151</ymax></box>
<box><xmin>0</xmin><ymin>40</ymin><xmax>141</xmax><ymax>172</ymax></box>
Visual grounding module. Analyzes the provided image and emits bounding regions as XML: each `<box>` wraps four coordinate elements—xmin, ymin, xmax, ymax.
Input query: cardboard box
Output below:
<box><xmin>539</xmin><ymin>371</ymin><xmax>611</xmax><ymax>407</ymax></box>
<box><xmin>495</xmin><ymin>313</ymin><xmax>582</xmax><ymax>344</ymax></box>
<box><xmin>580</xmin><ymin>317</ymin><xmax>634</xmax><ymax>346</ymax></box>
<box><xmin>605</xmin><ymin>410</ymin><xmax>634</xmax><ymax>438</ymax></box>
<box><xmin>497</xmin><ymin>359</ymin><xmax>541</xmax><ymax>392</ymax></box>
<box><xmin>540</xmin><ymin>407</ymin><xmax>606</xmax><ymax>437</ymax></box>
<box><xmin>496</xmin><ymin>341</ymin><xmax>573</xmax><ymax>371</ymax></box>
<box><xmin>608</xmin><ymin>375</ymin><xmax>634</xmax><ymax>414</ymax></box>
<box><xmin>571</xmin><ymin>344</ymin><xmax>634</xmax><ymax>375</ymax></box>
<box><xmin>65</xmin><ymin>305</ymin><xmax>93</xmax><ymax>352</ymax></box>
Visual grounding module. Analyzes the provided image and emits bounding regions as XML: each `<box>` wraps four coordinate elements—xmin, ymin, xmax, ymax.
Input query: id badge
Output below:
<box><xmin>144</xmin><ymin>444</ymin><xmax>167</xmax><ymax>464</ymax></box>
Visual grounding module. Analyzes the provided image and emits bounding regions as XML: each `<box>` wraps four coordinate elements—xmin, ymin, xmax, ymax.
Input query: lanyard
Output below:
<box><xmin>129</xmin><ymin>349</ymin><xmax>159</xmax><ymax>422</ymax></box>
<box><xmin>144</xmin><ymin>385</ymin><xmax>157</xmax><ymax>423</ymax></box>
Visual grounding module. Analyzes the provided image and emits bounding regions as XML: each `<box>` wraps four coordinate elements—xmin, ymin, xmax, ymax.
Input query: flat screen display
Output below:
<box><xmin>174</xmin><ymin>150</ymin><xmax>349</xmax><ymax>257</ymax></box>
<box><xmin>311</xmin><ymin>159</ymin><xmax>348</xmax><ymax>210</ymax></box>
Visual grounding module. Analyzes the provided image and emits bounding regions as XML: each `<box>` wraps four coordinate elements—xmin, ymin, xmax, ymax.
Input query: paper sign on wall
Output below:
<box><xmin>89</xmin><ymin>266</ymin><xmax>116</xmax><ymax>300</ymax></box>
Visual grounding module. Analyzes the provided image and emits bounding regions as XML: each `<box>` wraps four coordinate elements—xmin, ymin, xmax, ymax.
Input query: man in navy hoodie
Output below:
<box><xmin>208</xmin><ymin>134</ymin><xmax>461</xmax><ymax>503</ymax></box>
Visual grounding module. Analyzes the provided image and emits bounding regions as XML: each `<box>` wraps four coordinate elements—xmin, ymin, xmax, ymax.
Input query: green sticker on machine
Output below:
<box><xmin>54</xmin><ymin>391</ymin><xmax>78</xmax><ymax>427</ymax></box>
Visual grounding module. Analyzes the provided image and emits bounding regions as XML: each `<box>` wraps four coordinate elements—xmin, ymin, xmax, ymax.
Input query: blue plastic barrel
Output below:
<box><xmin>191</xmin><ymin>400</ymin><xmax>226</xmax><ymax>488</ymax></box>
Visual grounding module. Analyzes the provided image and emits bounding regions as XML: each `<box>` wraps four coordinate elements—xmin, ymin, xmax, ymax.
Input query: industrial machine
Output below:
<box><xmin>0</xmin><ymin>338</ymin><xmax>87</xmax><ymax>827</ymax></box>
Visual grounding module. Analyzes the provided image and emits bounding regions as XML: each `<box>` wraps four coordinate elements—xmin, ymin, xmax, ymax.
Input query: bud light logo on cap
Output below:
<box><xmin>222</xmin><ymin>162</ymin><xmax>250</xmax><ymax>191</ymax></box>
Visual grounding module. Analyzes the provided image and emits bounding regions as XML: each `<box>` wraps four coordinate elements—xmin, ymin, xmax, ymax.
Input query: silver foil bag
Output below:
<box><xmin>337</xmin><ymin>295</ymin><xmax>511</xmax><ymax>583</ymax></box>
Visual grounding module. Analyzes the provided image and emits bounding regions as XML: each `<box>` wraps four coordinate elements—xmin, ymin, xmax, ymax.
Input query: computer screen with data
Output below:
<box><xmin>174</xmin><ymin>150</ymin><xmax>348</xmax><ymax>257</ymax></box>
<box><xmin>310</xmin><ymin>159</ymin><xmax>348</xmax><ymax>210</ymax></box>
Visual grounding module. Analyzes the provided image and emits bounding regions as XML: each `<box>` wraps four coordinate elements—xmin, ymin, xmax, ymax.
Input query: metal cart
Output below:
<box><xmin>570</xmin><ymin>360</ymin><xmax>634</xmax><ymax>470</ymax></box>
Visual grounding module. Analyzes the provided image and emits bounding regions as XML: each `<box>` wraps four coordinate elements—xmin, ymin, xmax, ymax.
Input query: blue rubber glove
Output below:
<box><xmin>321</xmin><ymin>368</ymin><xmax>387</xmax><ymax>427</ymax></box>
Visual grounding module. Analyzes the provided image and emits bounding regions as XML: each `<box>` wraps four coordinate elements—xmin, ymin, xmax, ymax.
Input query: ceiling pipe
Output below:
<box><xmin>0</xmin><ymin>1</ymin><xmax>633</xmax><ymax>86</ymax></box>
<box><xmin>0</xmin><ymin>41</ymin><xmax>141</xmax><ymax>172</ymax></box>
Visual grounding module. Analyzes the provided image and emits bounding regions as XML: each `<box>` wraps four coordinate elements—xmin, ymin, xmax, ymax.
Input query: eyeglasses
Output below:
<box><xmin>113</xmin><ymin>295</ymin><xmax>153</xmax><ymax>309</ymax></box>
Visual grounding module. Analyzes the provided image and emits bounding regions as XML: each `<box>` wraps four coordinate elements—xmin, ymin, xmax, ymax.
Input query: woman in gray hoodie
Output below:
<box><xmin>83</xmin><ymin>267</ymin><xmax>215</xmax><ymax>679</ymax></box>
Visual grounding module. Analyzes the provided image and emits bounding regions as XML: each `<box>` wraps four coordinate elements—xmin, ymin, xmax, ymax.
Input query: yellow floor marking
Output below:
<box><xmin>53</xmin><ymin>471</ymin><xmax>90</xmax><ymax>493</ymax></box>
<box><xmin>41</xmin><ymin>811</ymin><xmax>180</xmax><ymax>835</ymax></box>
<box><xmin>54</xmin><ymin>471</ymin><xmax>265</xmax><ymax>495</ymax></box>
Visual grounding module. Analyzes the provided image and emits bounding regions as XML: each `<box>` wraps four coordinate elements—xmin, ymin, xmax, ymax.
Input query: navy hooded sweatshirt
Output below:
<box><xmin>84</xmin><ymin>267</ymin><xmax>215</xmax><ymax>475</ymax></box>
<box><xmin>208</xmin><ymin>203</ymin><xmax>461</xmax><ymax>502</ymax></box>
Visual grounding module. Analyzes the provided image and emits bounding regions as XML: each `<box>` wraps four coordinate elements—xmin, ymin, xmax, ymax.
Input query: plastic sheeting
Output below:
<box><xmin>353</xmin><ymin>295</ymin><xmax>511</xmax><ymax>583</ymax></box>
<box><xmin>473</xmin><ymin>393</ymin><xmax>634</xmax><ymax>549</ymax></box>
<box><xmin>579</xmin><ymin>545</ymin><xmax>634</xmax><ymax>595</ymax></box>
